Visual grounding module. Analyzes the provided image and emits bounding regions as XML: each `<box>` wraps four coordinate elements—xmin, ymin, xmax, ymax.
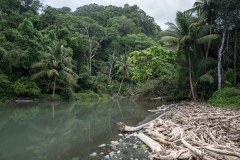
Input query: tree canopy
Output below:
<box><xmin>0</xmin><ymin>0</ymin><xmax>239</xmax><ymax>101</ymax></box>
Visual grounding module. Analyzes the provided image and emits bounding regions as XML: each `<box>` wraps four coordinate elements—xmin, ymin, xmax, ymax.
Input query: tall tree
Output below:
<box><xmin>80</xmin><ymin>21</ymin><xmax>104</xmax><ymax>76</ymax></box>
<box><xmin>114</xmin><ymin>55</ymin><xmax>132</xmax><ymax>96</ymax></box>
<box><xmin>31</xmin><ymin>42</ymin><xmax>78</xmax><ymax>98</ymax></box>
<box><xmin>161</xmin><ymin>12</ymin><xmax>219</xmax><ymax>100</ymax></box>
<box><xmin>187</xmin><ymin>0</ymin><xmax>216</xmax><ymax>58</ymax></box>
<box><xmin>214</xmin><ymin>0</ymin><xmax>238</xmax><ymax>89</ymax></box>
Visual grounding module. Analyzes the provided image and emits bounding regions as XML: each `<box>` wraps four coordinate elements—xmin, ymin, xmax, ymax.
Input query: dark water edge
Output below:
<box><xmin>0</xmin><ymin>98</ymin><xmax>165</xmax><ymax>160</ymax></box>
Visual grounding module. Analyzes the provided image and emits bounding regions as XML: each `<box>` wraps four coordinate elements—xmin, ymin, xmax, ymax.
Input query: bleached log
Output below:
<box><xmin>157</xmin><ymin>149</ymin><xmax>190</xmax><ymax>160</ymax></box>
<box><xmin>117</xmin><ymin>111</ymin><xmax>170</xmax><ymax>132</ymax></box>
<box><xmin>147</xmin><ymin>130</ymin><xmax>169</xmax><ymax>140</ymax></box>
<box><xmin>180</xmin><ymin>132</ymin><xmax>203</xmax><ymax>157</ymax></box>
<box><xmin>137</xmin><ymin>133</ymin><xmax>164</xmax><ymax>153</ymax></box>
<box><xmin>152</xmin><ymin>137</ymin><xmax>169</xmax><ymax>145</ymax></box>
<box><xmin>205</xmin><ymin>150</ymin><xmax>224</xmax><ymax>159</ymax></box>
<box><xmin>223</xmin><ymin>155</ymin><xmax>240</xmax><ymax>160</ymax></box>
<box><xmin>204</xmin><ymin>146</ymin><xmax>240</xmax><ymax>158</ymax></box>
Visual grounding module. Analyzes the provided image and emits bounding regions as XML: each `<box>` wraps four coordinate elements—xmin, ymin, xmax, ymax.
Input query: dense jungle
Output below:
<box><xmin>0</xmin><ymin>0</ymin><xmax>240</xmax><ymax>107</ymax></box>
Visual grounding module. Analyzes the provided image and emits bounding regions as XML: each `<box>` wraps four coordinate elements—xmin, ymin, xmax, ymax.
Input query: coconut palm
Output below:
<box><xmin>187</xmin><ymin>0</ymin><xmax>215</xmax><ymax>22</ymax></box>
<box><xmin>187</xmin><ymin>0</ymin><xmax>216</xmax><ymax>58</ymax></box>
<box><xmin>161</xmin><ymin>11</ymin><xmax>219</xmax><ymax>100</ymax></box>
<box><xmin>31</xmin><ymin>42</ymin><xmax>78</xmax><ymax>98</ymax></box>
<box><xmin>114</xmin><ymin>55</ymin><xmax>132</xmax><ymax>97</ymax></box>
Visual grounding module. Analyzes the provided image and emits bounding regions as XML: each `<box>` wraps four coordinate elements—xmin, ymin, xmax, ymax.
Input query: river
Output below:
<box><xmin>0</xmin><ymin>98</ymin><xmax>163</xmax><ymax>160</ymax></box>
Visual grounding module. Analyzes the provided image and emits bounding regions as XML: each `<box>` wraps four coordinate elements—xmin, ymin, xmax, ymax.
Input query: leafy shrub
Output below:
<box><xmin>75</xmin><ymin>91</ymin><xmax>110</xmax><ymax>101</ymax></box>
<box><xmin>37</xmin><ymin>93</ymin><xmax>62</xmax><ymax>99</ymax></box>
<box><xmin>10</xmin><ymin>77</ymin><xmax>41</xmax><ymax>96</ymax></box>
<box><xmin>99</xmin><ymin>93</ymin><xmax>111</xmax><ymax>99</ymax></box>
<box><xmin>209</xmin><ymin>87</ymin><xmax>240</xmax><ymax>108</ymax></box>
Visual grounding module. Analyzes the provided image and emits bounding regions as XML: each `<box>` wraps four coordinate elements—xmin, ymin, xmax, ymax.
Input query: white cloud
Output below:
<box><xmin>42</xmin><ymin>0</ymin><xmax>196</xmax><ymax>30</ymax></box>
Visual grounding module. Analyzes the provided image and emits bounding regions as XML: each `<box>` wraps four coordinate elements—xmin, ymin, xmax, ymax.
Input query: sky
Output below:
<box><xmin>41</xmin><ymin>0</ymin><xmax>196</xmax><ymax>30</ymax></box>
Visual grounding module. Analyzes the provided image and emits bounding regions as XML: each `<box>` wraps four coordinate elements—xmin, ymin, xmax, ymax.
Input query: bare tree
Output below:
<box><xmin>80</xmin><ymin>22</ymin><xmax>104</xmax><ymax>76</ymax></box>
<box><xmin>108</xmin><ymin>50</ymin><xmax>118</xmax><ymax>82</ymax></box>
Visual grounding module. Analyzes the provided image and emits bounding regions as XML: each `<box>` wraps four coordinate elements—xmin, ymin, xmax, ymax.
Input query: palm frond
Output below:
<box><xmin>164</xmin><ymin>22</ymin><xmax>179</xmax><ymax>32</ymax></box>
<box><xmin>197</xmin><ymin>25</ymin><xmax>214</xmax><ymax>37</ymax></box>
<box><xmin>224</xmin><ymin>69</ymin><xmax>234</xmax><ymax>83</ymax></box>
<box><xmin>160</xmin><ymin>31</ymin><xmax>179</xmax><ymax>38</ymax></box>
<box><xmin>196</xmin><ymin>34</ymin><xmax>219</xmax><ymax>44</ymax></box>
<box><xmin>180</xmin><ymin>36</ymin><xmax>192</xmax><ymax>45</ymax></box>
<box><xmin>59</xmin><ymin>70</ymin><xmax>77</xmax><ymax>86</ymax></box>
<box><xmin>31</xmin><ymin>70</ymin><xmax>48</xmax><ymax>80</ymax></box>
<box><xmin>32</xmin><ymin>61</ymin><xmax>47</xmax><ymax>68</ymax></box>
<box><xmin>62</xmin><ymin>66</ymin><xmax>79</xmax><ymax>78</ymax></box>
<box><xmin>161</xmin><ymin>36</ymin><xmax>179</xmax><ymax>44</ymax></box>
<box><xmin>47</xmin><ymin>69</ymin><xmax>59</xmax><ymax>78</ymax></box>
<box><xmin>199</xmin><ymin>73</ymin><xmax>214</xmax><ymax>83</ymax></box>
<box><xmin>194</xmin><ymin>57</ymin><xmax>216</xmax><ymax>78</ymax></box>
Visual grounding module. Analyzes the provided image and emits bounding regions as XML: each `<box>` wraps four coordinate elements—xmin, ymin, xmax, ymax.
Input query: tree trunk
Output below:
<box><xmin>52</xmin><ymin>75</ymin><xmax>56</xmax><ymax>98</ymax></box>
<box><xmin>188</xmin><ymin>53</ymin><xmax>196</xmax><ymax>101</ymax></box>
<box><xmin>234</xmin><ymin>27</ymin><xmax>237</xmax><ymax>86</ymax></box>
<box><xmin>206</xmin><ymin>14</ymin><xmax>213</xmax><ymax>59</ymax></box>
<box><xmin>89</xmin><ymin>40</ymin><xmax>92</xmax><ymax>76</ymax></box>
<box><xmin>89</xmin><ymin>54</ymin><xmax>92</xmax><ymax>76</ymax></box>
<box><xmin>218</xmin><ymin>29</ymin><xmax>226</xmax><ymax>90</ymax></box>
<box><xmin>116</xmin><ymin>75</ymin><xmax>124</xmax><ymax>97</ymax></box>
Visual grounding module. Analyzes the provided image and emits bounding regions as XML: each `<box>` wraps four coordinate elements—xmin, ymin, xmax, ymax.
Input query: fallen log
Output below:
<box><xmin>117</xmin><ymin>111</ymin><xmax>170</xmax><ymax>132</ymax></box>
<box><xmin>137</xmin><ymin>133</ymin><xmax>164</xmax><ymax>153</ymax></box>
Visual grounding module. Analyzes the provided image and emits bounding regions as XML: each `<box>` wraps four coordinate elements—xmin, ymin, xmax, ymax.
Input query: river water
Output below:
<box><xmin>0</xmin><ymin>98</ymin><xmax>162</xmax><ymax>160</ymax></box>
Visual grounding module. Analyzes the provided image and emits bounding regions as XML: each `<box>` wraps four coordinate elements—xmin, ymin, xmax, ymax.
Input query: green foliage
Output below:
<box><xmin>0</xmin><ymin>1</ymin><xmax>239</xmax><ymax>100</ymax></box>
<box><xmin>209</xmin><ymin>87</ymin><xmax>240</xmax><ymax>108</ymax></box>
<box><xmin>133</xmin><ymin>63</ymin><xmax>185</xmax><ymax>101</ymax></box>
<box><xmin>10</xmin><ymin>77</ymin><xmax>41</xmax><ymax>96</ymax></box>
<box><xmin>224</xmin><ymin>69</ymin><xmax>234</xmax><ymax>87</ymax></box>
<box><xmin>75</xmin><ymin>91</ymin><xmax>110</xmax><ymax>101</ymax></box>
<box><xmin>93</xmin><ymin>72</ymin><xmax>108</xmax><ymax>93</ymax></box>
<box><xmin>31</xmin><ymin>42</ymin><xmax>78</xmax><ymax>98</ymax></box>
<box><xmin>0</xmin><ymin>73</ymin><xmax>12</xmax><ymax>101</ymax></box>
<box><xmin>129</xmin><ymin>46</ymin><xmax>174</xmax><ymax>81</ymax></box>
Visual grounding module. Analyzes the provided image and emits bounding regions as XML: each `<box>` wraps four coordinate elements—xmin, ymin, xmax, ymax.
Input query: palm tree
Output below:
<box><xmin>187</xmin><ymin>0</ymin><xmax>215</xmax><ymax>58</ymax></box>
<box><xmin>161</xmin><ymin>11</ymin><xmax>219</xmax><ymax>100</ymax></box>
<box><xmin>187</xmin><ymin>0</ymin><xmax>215</xmax><ymax>22</ymax></box>
<box><xmin>114</xmin><ymin>55</ymin><xmax>132</xmax><ymax>97</ymax></box>
<box><xmin>31</xmin><ymin>42</ymin><xmax>78</xmax><ymax>98</ymax></box>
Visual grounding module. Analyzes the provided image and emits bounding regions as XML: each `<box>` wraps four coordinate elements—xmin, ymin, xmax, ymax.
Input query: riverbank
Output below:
<box><xmin>90</xmin><ymin>101</ymin><xmax>240</xmax><ymax>160</ymax></box>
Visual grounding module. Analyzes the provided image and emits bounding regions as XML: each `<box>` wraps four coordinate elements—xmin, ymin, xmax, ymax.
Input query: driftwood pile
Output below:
<box><xmin>117</xmin><ymin>103</ymin><xmax>240</xmax><ymax>160</ymax></box>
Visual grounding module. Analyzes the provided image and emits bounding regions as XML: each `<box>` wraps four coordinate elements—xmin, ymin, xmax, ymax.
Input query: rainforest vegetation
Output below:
<box><xmin>0</xmin><ymin>0</ymin><xmax>240</xmax><ymax>106</ymax></box>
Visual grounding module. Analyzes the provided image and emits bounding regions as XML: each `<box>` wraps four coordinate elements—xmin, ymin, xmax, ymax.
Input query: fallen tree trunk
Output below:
<box><xmin>137</xmin><ymin>133</ymin><xmax>164</xmax><ymax>153</ymax></box>
<box><xmin>117</xmin><ymin>111</ymin><xmax>170</xmax><ymax>132</ymax></box>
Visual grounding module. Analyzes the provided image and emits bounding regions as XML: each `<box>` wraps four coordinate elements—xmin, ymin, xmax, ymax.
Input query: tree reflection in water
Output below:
<box><xmin>0</xmin><ymin>99</ymin><xmax>161</xmax><ymax>160</ymax></box>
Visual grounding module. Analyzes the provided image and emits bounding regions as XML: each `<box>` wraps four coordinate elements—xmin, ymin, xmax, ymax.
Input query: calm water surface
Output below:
<box><xmin>0</xmin><ymin>98</ymin><xmax>162</xmax><ymax>160</ymax></box>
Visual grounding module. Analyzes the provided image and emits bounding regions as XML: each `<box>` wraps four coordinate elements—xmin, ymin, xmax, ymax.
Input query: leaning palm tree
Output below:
<box><xmin>114</xmin><ymin>55</ymin><xmax>132</xmax><ymax>97</ymax></box>
<box><xmin>161</xmin><ymin>11</ymin><xmax>219</xmax><ymax>100</ymax></box>
<box><xmin>31</xmin><ymin>42</ymin><xmax>78</xmax><ymax>98</ymax></box>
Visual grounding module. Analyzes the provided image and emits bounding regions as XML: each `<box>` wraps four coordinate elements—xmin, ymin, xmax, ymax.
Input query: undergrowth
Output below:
<box><xmin>209</xmin><ymin>87</ymin><xmax>240</xmax><ymax>108</ymax></box>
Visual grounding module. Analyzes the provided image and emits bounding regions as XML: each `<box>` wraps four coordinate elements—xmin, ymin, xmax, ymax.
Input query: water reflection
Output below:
<box><xmin>0</xmin><ymin>99</ymin><xmax>161</xmax><ymax>160</ymax></box>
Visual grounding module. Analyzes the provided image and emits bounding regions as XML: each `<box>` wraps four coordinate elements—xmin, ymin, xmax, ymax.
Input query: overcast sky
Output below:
<box><xmin>41</xmin><ymin>0</ymin><xmax>196</xmax><ymax>30</ymax></box>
